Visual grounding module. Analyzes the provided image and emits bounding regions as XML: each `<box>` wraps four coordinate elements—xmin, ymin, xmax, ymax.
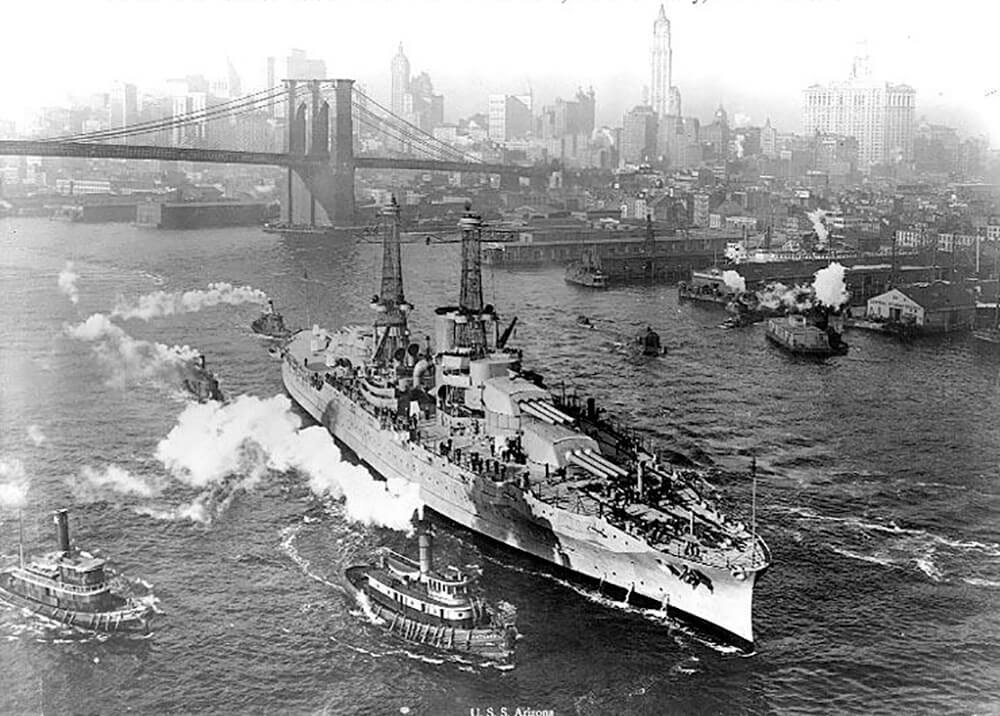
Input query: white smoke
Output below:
<box><xmin>756</xmin><ymin>282</ymin><xmax>814</xmax><ymax>312</ymax></box>
<box><xmin>154</xmin><ymin>394</ymin><xmax>422</xmax><ymax>530</ymax></box>
<box><xmin>112</xmin><ymin>282</ymin><xmax>269</xmax><ymax>321</ymax></box>
<box><xmin>78</xmin><ymin>465</ymin><xmax>157</xmax><ymax>499</ymax></box>
<box><xmin>66</xmin><ymin>313</ymin><xmax>201</xmax><ymax>388</ymax></box>
<box><xmin>0</xmin><ymin>457</ymin><xmax>29</xmax><ymax>508</ymax></box>
<box><xmin>721</xmin><ymin>270</ymin><xmax>746</xmax><ymax>293</ymax></box>
<box><xmin>813</xmin><ymin>262</ymin><xmax>849</xmax><ymax>308</ymax></box>
<box><xmin>806</xmin><ymin>209</ymin><xmax>829</xmax><ymax>247</ymax></box>
<box><xmin>58</xmin><ymin>262</ymin><xmax>80</xmax><ymax>305</ymax></box>
<box><xmin>26</xmin><ymin>425</ymin><xmax>46</xmax><ymax>446</ymax></box>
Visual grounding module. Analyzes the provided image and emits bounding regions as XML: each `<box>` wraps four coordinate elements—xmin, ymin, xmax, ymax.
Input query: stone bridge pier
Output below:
<box><xmin>283</xmin><ymin>78</ymin><xmax>355</xmax><ymax>227</ymax></box>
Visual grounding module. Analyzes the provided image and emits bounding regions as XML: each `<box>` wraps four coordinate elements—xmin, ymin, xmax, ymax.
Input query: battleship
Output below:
<box><xmin>0</xmin><ymin>509</ymin><xmax>154</xmax><ymax>633</ymax></box>
<box><xmin>281</xmin><ymin>198</ymin><xmax>771</xmax><ymax>649</ymax></box>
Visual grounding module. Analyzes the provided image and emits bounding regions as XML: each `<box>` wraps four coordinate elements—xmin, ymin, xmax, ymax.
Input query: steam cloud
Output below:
<box><xmin>58</xmin><ymin>262</ymin><xmax>80</xmax><ymax>305</ymax></box>
<box><xmin>78</xmin><ymin>465</ymin><xmax>157</xmax><ymax>499</ymax></box>
<box><xmin>154</xmin><ymin>394</ymin><xmax>422</xmax><ymax>529</ymax></box>
<box><xmin>66</xmin><ymin>313</ymin><xmax>202</xmax><ymax>388</ymax></box>
<box><xmin>722</xmin><ymin>270</ymin><xmax>746</xmax><ymax>293</ymax></box>
<box><xmin>754</xmin><ymin>262</ymin><xmax>849</xmax><ymax>312</ymax></box>
<box><xmin>807</xmin><ymin>209</ymin><xmax>829</xmax><ymax>247</ymax></box>
<box><xmin>27</xmin><ymin>425</ymin><xmax>47</xmax><ymax>446</ymax></box>
<box><xmin>112</xmin><ymin>282</ymin><xmax>269</xmax><ymax>321</ymax></box>
<box><xmin>813</xmin><ymin>262</ymin><xmax>849</xmax><ymax>308</ymax></box>
<box><xmin>0</xmin><ymin>457</ymin><xmax>29</xmax><ymax>508</ymax></box>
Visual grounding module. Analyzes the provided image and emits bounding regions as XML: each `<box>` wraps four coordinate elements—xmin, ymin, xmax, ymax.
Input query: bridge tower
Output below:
<box><xmin>281</xmin><ymin>78</ymin><xmax>356</xmax><ymax>228</ymax></box>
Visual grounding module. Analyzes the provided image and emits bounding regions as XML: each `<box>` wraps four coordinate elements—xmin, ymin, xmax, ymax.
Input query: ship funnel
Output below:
<box><xmin>418</xmin><ymin>524</ymin><xmax>433</xmax><ymax>576</ymax></box>
<box><xmin>54</xmin><ymin>509</ymin><xmax>70</xmax><ymax>554</ymax></box>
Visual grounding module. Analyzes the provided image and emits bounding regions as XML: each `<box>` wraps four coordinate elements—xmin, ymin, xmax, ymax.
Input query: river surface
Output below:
<box><xmin>1</xmin><ymin>217</ymin><xmax>998</xmax><ymax>715</ymax></box>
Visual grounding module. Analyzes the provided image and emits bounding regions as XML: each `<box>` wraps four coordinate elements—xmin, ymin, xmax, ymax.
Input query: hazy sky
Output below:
<box><xmin>2</xmin><ymin>0</ymin><xmax>995</xmax><ymax>139</ymax></box>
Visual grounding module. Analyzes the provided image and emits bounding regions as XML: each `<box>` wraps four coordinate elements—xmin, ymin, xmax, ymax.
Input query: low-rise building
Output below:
<box><xmin>866</xmin><ymin>282</ymin><xmax>975</xmax><ymax>332</ymax></box>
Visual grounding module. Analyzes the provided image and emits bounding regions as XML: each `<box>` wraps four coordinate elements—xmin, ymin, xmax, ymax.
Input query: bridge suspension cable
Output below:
<box><xmin>41</xmin><ymin>85</ymin><xmax>303</xmax><ymax>144</ymax></box>
<box><xmin>350</xmin><ymin>87</ymin><xmax>482</xmax><ymax>165</ymax></box>
<box><xmin>351</xmin><ymin>103</ymin><xmax>467</xmax><ymax>164</ymax></box>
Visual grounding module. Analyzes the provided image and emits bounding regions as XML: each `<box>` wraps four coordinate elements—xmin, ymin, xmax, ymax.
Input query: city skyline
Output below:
<box><xmin>0</xmin><ymin>0</ymin><xmax>994</xmax><ymax>140</ymax></box>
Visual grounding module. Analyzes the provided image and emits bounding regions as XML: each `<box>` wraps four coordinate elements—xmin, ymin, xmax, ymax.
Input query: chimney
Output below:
<box><xmin>54</xmin><ymin>509</ymin><xmax>70</xmax><ymax>554</ymax></box>
<box><xmin>418</xmin><ymin>524</ymin><xmax>433</xmax><ymax>576</ymax></box>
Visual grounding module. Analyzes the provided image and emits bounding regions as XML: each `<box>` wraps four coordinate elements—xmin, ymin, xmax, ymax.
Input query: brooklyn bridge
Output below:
<box><xmin>0</xmin><ymin>79</ymin><xmax>553</xmax><ymax>226</ymax></box>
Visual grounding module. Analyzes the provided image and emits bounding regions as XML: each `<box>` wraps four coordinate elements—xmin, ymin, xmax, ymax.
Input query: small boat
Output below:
<box><xmin>576</xmin><ymin>314</ymin><xmax>594</xmax><ymax>329</ymax></box>
<box><xmin>182</xmin><ymin>355</ymin><xmax>225</xmax><ymax>403</ymax></box>
<box><xmin>677</xmin><ymin>268</ymin><xmax>734</xmax><ymax>304</ymax></box>
<box><xmin>565</xmin><ymin>249</ymin><xmax>609</xmax><ymax>289</ymax></box>
<box><xmin>346</xmin><ymin>525</ymin><xmax>517</xmax><ymax>661</ymax></box>
<box><xmin>0</xmin><ymin>509</ymin><xmax>154</xmax><ymax>633</ymax></box>
<box><xmin>765</xmin><ymin>314</ymin><xmax>848</xmax><ymax>356</ymax></box>
<box><xmin>251</xmin><ymin>300</ymin><xmax>291</xmax><ymax>339</ymax></box>
<box><xmin>636</xmin><ymin>326</ymin><xmax>665</xmax><ymax>356</ymax></box>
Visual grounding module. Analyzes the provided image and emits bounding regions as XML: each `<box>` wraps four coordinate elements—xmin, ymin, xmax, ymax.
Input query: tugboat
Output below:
<box><xmin>281</xmin><ymin>200</ymin><xmax>771</xmax><ymax>650</ymax></box>
<box><xmin>346</xmin><ymin>523</ymin><xmax>517</xmax><ymax>660</ymax></box>
<box><xmin>765</xmin><ymin>313</ymin><xmax>848</xmax><ymax>356</ymax></box>
<box><xmin>565</xmin><ymin>249</ymin><xmax>609</xmax><ymax>289</ymax></box>
<box><xmin>636</xmin><ymin>326</ymin><xmax>664</xmax><ymax>356</ymax></box>
<box><xmin>181</xmin><ymin>355</ymin><xmax>225</xmax><ymax>402</ymax></box>
<box><xmin>0</xmin><ymin>509</ymin><xmax>154</xmax><ymax>633</ymax></box>
<box><xmin>251</xmin><ymin>299</ymin><xmax>291</xmax><ymax>339</ymax></box>
<box><xmin>677</xmin><ymin>268</ymin><xmax>734</xmax><ymax>305</ymax></box>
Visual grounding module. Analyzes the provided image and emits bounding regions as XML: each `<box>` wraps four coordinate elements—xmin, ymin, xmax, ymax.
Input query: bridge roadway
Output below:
<box><xmin>0</xmin><ymin>140</ymin><xmax>545</xmax><ymax>177</ymax></box>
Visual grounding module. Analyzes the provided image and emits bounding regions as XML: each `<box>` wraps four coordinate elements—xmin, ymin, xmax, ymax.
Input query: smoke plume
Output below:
<box><xmin>813</xmin><ymin>262</ymin><xmax>849</xmax><ymax>308</ymax></box>
<box><xmin>154</xmin><ymin>394</ymin><xmax>422</xmax><ymax>529</ymax></box>
<box><xmin>66</xmin><ymin>313</ymin><xmax>202</xmax><ymax>388</ymax></box>
<box><xmin>58</xmin><ymin>262</ymin><xmax>80</xmax><ymax>305</ymax></box>
<box><xmin>112</xmin><ymin>282</ymin><xmax>269</xmax><ymax>321</ymax></box>
<box><xmin>806</xmin><ymin>209</ymin><xmax>829</xmax><ymax>247</ymax></box>
<box><xmin>722</xmin><ymin>270</ymin><xmax>746</xmax><ymax>293</ymax></box>
<box><xmin>77</xmin><ymin>465</ymin><xmax>157</xmax><ymax>499</ymax></box>
<box><xmin>0</xmin><ymin>457</ymin><xmax>29</xmax><ymax>508</ymax></box>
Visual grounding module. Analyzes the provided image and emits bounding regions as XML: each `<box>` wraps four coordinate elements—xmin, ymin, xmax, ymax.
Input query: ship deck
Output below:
<box><xmin>287</xmin><ymin>338</ymin><xmax>769</xmax><ymax>574</ymax></box>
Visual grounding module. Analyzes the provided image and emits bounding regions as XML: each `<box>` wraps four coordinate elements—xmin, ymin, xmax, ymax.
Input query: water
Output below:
<box><xmin>1</xmin><ymin>217</ymin><xmax>999</xmax><ymax>714</ymax></box>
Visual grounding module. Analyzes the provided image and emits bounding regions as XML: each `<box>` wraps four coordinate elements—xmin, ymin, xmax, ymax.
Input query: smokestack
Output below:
<box><xmin>54</xmin><ymin>509</ymin><xmax>70</xmax><ymax>554</ymax></box>
<box><xmin>586</xmin><ymin>397</ymin><xmax>596</xmax><ymax>420</ymax></box>
<box><xmin>418</xmin><ymin>524</ymin><xmax>433</xmax><ymax>576</ymax></box>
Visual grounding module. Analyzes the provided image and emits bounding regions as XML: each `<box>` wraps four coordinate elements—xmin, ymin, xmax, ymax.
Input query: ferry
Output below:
<box><xmin>765</xmin><ymin>314</ymin><xmax>848</xmax><ymax>356</ymax></box>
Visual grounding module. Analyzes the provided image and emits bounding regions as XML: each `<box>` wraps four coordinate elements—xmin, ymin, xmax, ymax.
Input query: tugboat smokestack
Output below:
<box><xmin>54</xmin><ymin>509</ymin><xmax>70</xmax><ymax>554</ymax></box>
<box><xmin>418</xmin><ymin>525</ymin><xmax>433</xmax><ymax>576</ymax></box>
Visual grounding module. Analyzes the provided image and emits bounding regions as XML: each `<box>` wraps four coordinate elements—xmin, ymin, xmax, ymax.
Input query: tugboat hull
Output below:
<box><xmin>0</xmin><ymin>578</ymin><xmax>152</xmax><ymax>633</ymax></box>
<box><xmin>345</xmin><ymin>566</ymin><xmax>515</xmax><ymax>660</ymax></box>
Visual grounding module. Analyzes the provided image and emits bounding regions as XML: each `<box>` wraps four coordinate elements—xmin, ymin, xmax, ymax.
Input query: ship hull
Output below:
<box><xmin>0</xmin><ymin>580</ymin><xmax>152</xmax><ymax>633</ymax></box>
<box><xmin>284</xmin><ymin>359</ymin><xmax>760</xmax><ymax>649</ymax></box>
<box><xmin>345</xmin><ymin>566</ymin><xmax>515</xmax><ymax>660</ymax></box>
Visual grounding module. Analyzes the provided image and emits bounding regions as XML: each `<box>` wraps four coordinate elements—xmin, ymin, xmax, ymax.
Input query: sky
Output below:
<box><xmin>1</xmin><ymin>0</ymin><xmax>996</xmax><ymax>140</ymax></box>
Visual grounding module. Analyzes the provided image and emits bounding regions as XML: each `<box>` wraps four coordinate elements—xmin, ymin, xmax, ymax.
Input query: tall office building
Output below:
<box><xmin>622</xmin><ymin>105</ymin><xmax>657</xmax><ymax>165</ymax></box>
<box><xmin>651</xmin><ymin>5</ymin><xmax>680</xmax><ymax>117</ymax></box>
<box><xmin>391</xmin><ymin>43</ymin><xmax>410</xmax><ymax>118</ymax></box>
<box><xmin>488</xmin><ymin>93</ymin><xmax>532</xmax><ymax>142</ymax></box>
<box><xmin>802</xmin><ymin>52</ymin><xmax>915</xmax><ymax>170</ymax></box>
<box><xmin>108</xmin><ymin>82</ymin><xmax>138</xmax><ymax>142</ymax></box>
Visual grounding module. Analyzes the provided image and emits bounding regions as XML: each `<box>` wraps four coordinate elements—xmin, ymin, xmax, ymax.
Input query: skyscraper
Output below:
<box><xmin>391</xmin><ymin>43</ymin><xmax>410</xmax><ymax>118</ymax></box>
<box><xmin>802</xmin><ymin>52</ymin><xmax>915</xmax><ymax>170</ymax></box>
<box><xmin>650</xmin><ymin>4</ymin><xmax>673</xmax><ymax>117</ymax></box>
<box><xmin>108</xmin><ymin>82</ymin><xmax>138</xmax><ymax>143</ymax></box>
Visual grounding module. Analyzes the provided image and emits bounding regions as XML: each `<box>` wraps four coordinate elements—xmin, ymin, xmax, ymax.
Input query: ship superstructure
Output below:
<box><xmin>281</xmin><ymin>198</ymin><xmax>771</xmax><ymax>648</ymax></box>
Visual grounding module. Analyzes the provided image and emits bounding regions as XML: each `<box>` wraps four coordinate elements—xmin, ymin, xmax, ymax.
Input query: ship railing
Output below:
<box><xmin>9</xmin><ymin>568</ymin><xmax>109</xmax><ymax>596</ymax></box>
